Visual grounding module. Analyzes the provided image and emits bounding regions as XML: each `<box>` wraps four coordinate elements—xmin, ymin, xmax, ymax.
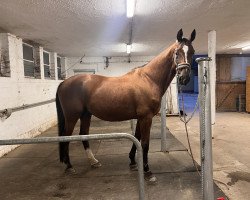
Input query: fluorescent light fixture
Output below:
<box><xmin>127</xmin><ymin>0</ymin><xmax>135</xmax><ymax>18</ymax></box>
<box><xmin>242</xmin><ymin>45</ymin><xmax>250</xmax><ymax>51</ymax></box>
<box><xmin>127</xmin><ymin>44</ymin><xmax>131</xmax><ymax>54</ymax></box>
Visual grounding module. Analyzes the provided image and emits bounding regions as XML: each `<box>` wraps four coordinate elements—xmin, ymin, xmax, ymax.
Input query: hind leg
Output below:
<box><xmin>129</xmin><ymin>120</ymin><xmax>141</xmax><ymax>170</ymax></box>
<box><xmin>60</xmin><ymin>118</ymin><xmax>78</xmax><ymax>174</ymax></box>
<box><xmin>80</xmin><ymin>113</ymin><xmax>101</xmax><ymax>168</ymax></box>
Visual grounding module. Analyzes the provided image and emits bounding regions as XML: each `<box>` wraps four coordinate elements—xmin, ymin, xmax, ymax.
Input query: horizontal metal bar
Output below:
<box><xmin>0</xmin><ymin>133</ymin><xmax>144</xmax><ymax>200</ymax></box>
<box><xmin>0</xmin><ymin>99</ymin><xmax>55</xmax><ymax>114</ymax></box>
<box><xmin>196</xmin><ymin>57</ymin><xmax>212</xmax><ymax>63</ymax></box>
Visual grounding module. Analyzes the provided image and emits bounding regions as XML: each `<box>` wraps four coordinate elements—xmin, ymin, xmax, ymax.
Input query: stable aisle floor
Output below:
<box><xmin>0</xmin><ymin>116</ymin><xmax>226</xmax><ymax>199</ymax></box>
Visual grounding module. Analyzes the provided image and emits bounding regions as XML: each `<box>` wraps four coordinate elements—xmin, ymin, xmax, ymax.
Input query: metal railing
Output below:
<box><xmin>0</xmin><ymin>133</ymin><xmax>145</xmax><ymax>200</ymax></box>
<box><xmin>0</xmin><ymin>99</ymin><xmax>55</xmax><ymax>119</ymax></box>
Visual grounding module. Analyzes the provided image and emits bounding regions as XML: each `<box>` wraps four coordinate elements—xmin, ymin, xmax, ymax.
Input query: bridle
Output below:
<box><xmin>176</xmin><ymin>63</ymin><xmax>191</xmax><ymax>72</ymax></box>
<box><xmin>174</xmin><ymin>47</ymin><xmax>191</xmax><ymax>78</ymax></box>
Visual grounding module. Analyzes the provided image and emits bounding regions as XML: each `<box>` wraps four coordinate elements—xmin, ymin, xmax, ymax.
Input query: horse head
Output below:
<box><xmin>174</xmin><ymin>29</ymin><xmax>196</xmax><ymax>85</ymax></box>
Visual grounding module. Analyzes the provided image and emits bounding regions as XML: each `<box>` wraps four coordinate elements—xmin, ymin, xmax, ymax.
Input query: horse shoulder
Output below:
<box><xmin>132</xmin><ymin>74</ymin><xmax>161</xmax><ymax>116</ymax></box>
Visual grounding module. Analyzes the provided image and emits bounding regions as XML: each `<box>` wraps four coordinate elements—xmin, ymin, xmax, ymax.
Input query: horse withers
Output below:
<box><xmin>56</xmin><ymin>29</ymin><xmax>196</xmax><ymax>183</ymax></box>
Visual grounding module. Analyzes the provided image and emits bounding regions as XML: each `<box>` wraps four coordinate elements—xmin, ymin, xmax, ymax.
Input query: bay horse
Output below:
<box><xmin>56</xmin><ymin>29</ymin><xmax>196</xmax><ymax>182</ymax></box>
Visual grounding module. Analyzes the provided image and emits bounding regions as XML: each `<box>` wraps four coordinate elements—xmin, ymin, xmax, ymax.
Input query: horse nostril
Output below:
<box><xmin>183</xmin><ymin>76</ymin><xmax>190</xmax><ymax>85</ymax></box>
<box><xmin>178</xmin><ymin>76</ymin><xmax>190</xmax><ymax>85</ymax></box>
<box><xmin>178</xmin><ymin>76</ymin><xmax>183</xmax><ymax>84</ymax></box>
<box><xmin>186</xmin><ymin>76</ymin><xmax>190</xmax><ymax>83</ymax></box>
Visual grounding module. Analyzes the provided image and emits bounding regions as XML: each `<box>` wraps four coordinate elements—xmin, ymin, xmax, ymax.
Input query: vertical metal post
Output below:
<box><xmin>208</xmin><ymin>30</ymin><xmax>216</xmax><ymax>138</ymax></box>
<box><xmin>130</xmin><ymin>119</ymin><xmax>136</xmax><ymax>135</ymax></box>
<box><xmin>196</xmin><ymin>57</ymin><xmax>214</xmax><ymax>200</ymax></box>
<box><xmin>161</xmin><ymin>92</ymin><xmax>167</xmax><ymax>152</ymax></box>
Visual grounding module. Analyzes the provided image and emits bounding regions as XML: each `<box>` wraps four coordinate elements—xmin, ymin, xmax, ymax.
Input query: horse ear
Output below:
<box><xmin>177</xmin><ymin>29</ymin><xmax>183</xmax><ymax>43</ymax></box>
<box><xmin>190</xmin><ymin>29</ymin><xmax>196</xmax><ymax>42</ymax></box>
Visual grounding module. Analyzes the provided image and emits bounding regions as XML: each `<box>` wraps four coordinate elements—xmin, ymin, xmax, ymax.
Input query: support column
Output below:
<box><xmin>208</xmin><ymin>31</ymin><xmax>216</xmax><ymax>132</ymax></box>
<box><xmin>197</xmin><ymin>57</ymin><xmax>214</xmax><ymax>200</ymax></box>
<box><xmin>61</xmin><ymin>57</ymin><xmax>67</xmax><ymax>79</ymax></box>
<box><xmin>33</xmin><ymin>45</ymin><xmax>44</xmax><ymax>79</ymax></box>
<box><xmin>50</xmin><ymin>52</ymin><xmax>58</xmax><ymax>80</ymax></box>
<box><xmin>130</xmin><ymin>119</ymin><xmax>135</xmax><ymax>135</ymax></box>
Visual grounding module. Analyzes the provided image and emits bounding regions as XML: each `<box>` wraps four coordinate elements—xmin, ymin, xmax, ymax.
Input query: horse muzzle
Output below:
<box><xmin>176</xmin><ymin>63</ymin><xmax>191</xmax><ymax>86</ymax></box>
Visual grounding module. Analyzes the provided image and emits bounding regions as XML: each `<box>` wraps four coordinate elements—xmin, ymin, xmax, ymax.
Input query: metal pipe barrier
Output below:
<box><xmin>0</xmin><ymin>133</ymin><xmax>145</xmax><ymax>200</ymax></box>
<box><xmin>196</xmin><ymin>57</ymin><xmax>214</xmax><ymax>200</ymax></box>
<box><xmin>0</xmin><ymin>99</ymin><xmax>55</xmax><ymax>119</ymax></box>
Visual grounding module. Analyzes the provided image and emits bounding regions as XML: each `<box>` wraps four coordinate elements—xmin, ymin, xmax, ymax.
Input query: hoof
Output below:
<box><xmin>129</xmin><ymin>163</ymin><xmax>138</xmax><ymax>171</ymax></box>
<box><xmin>65</xmin><ymin>167</ymin><xmax>76</xmax><ymax>175</ymax></box>
<box><xmin>144</xmin><ymin>171</ymin><xmax>157</xmax><ymax>184</ymax></box>
<box><xmin>91</xmin><ymin>161</ymin><xmax>102</xmax><ymax>168</ymax></box>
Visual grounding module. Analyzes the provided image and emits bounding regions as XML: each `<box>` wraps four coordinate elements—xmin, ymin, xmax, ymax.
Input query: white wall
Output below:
<box><xmin>66</xmin><ymin>56</ymin><xmax>152</xmax><ymax>77</ymax></box>
<box><xmin>0</xmin><ymin>33</ymin><xmax>61</xmax><ymax>157</ymax></box>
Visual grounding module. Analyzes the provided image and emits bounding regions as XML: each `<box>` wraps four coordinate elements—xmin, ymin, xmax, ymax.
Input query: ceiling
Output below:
<box><xmin>0</xmin><ymin>0</ymin><xmax>250</xmax><ymax>57</ymax></box>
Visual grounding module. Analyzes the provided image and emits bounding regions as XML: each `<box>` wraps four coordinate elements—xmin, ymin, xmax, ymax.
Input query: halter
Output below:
<box><xmin>176</xmin><ymin>63</ymin><xmax>191</xmax><ymax>71</ymax></box>
<box><xmin>174</xmin><ymin>47</ymin><xmax>191</xmax><ymax>77</ymax></box>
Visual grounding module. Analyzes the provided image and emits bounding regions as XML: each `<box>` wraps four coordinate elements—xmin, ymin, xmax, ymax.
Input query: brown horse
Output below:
<box><xmin>56</xmin><ymin>29</ymin><xmax>196</xmax><ymax>182</ymax></box>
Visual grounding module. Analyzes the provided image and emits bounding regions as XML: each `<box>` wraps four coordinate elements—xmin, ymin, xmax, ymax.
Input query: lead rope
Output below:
<box><xmin>177</xmin><ymin>79</ymin><xmax>201</xmax><ymax>177</ymax></box>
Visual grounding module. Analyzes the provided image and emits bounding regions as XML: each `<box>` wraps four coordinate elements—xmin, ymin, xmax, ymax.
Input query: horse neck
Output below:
<box><xmin>142</xmin><ymin>43</ymin><xmax>178</xmax><ymax>96</ymax></box>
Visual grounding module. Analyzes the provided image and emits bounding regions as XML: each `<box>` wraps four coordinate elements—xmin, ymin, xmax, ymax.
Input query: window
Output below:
<box><xmin>23</xmin><ymin>43</ymin><xmax>35</xmax><ymax>77</ymax></box>
<box><xmin>57</xmin><ymin>56</ymin><xmax>62</xmax><ymax>80</ymax></box>
<box><xmin>43</xmin><ymin>51</ymin><xmax>51</xmax><ymax>78</ymax></box>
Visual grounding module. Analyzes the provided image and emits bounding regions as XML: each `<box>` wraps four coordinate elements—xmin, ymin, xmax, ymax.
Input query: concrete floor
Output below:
<box><xmin>0</xmin><ymin>115</ymin><xmax>227</xmax><ymax>199</ymax></box>
<box><xmin>167</xmin><ymin>93</ymin><xmax>250</xmax><ymax>200</ymax></box>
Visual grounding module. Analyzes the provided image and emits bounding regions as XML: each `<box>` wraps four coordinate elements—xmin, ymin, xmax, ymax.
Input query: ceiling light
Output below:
<box><xmin>127</xmin><ymin>0</ymin><xmax>135</xmax><ymax>18</ymax></box>
<box><xmin>127</xmin><ymin>44</ymin><xmax>131</xmax><ymax>54</ymax></box>
<box><xmin>242</xmin><ymin>46</ymin><xmax>250</xmax><ymax>51</ymax></box>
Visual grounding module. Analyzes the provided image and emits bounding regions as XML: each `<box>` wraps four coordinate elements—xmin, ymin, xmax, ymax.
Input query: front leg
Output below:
<box><xmin>140</xmin><ymin>117</ymin><xmax>157</xmax><ymax>183</ymax></box>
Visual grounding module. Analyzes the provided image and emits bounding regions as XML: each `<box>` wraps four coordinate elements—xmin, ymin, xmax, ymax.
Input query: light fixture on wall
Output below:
<box><xmin>127</xmin><ymin>0</ymin><xmax>135</xmax><ymax>18</ymax></box>
<box><xmin>127</xmin><ymin>44</ymin><xmax>131</xmax><ymax>54</ymax></box>
<box><xmin>242</xmin><ymin>45</ymin><xmax>250</xmax><ymax>51</ymax></box>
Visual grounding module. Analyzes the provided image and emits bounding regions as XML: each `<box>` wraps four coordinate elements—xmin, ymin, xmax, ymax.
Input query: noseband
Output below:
<box><xmin>176</xmin><ymin>63</ymin><xmax>191</xmax><ymax>77</ymax></box>
<box><xmin>173</xmin><ymin>47</ymin><xmax>191</xmax><ymax>76</ymax></box>
<box><xmin>176</xmin><ymin>63</ymin><xmax>190</xmax><ymax>71</ymax></box>
<box><xmin>176</xmin><ymin>63</ymin><xmax>191</xmax><ymax>86</ymax></box>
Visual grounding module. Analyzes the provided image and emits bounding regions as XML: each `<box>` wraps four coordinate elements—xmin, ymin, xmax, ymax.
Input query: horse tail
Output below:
<box><xmin>56</xmin><ymin>83</ymin><xmax>65</xmax><ymax>163</ymax></box>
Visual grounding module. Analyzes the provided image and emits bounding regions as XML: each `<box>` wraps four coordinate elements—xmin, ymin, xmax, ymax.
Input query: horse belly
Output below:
<box><xmin>88</xmin><ymin>94</ymin><xmax>136</xmax><ymax>121</ymax></box>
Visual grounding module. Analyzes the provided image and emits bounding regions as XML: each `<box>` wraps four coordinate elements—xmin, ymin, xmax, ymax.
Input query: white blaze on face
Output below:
<box><xmin>183</xmin><ymin>45</ymin><xmax>189</xmax><ymax>63</ymax></box>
